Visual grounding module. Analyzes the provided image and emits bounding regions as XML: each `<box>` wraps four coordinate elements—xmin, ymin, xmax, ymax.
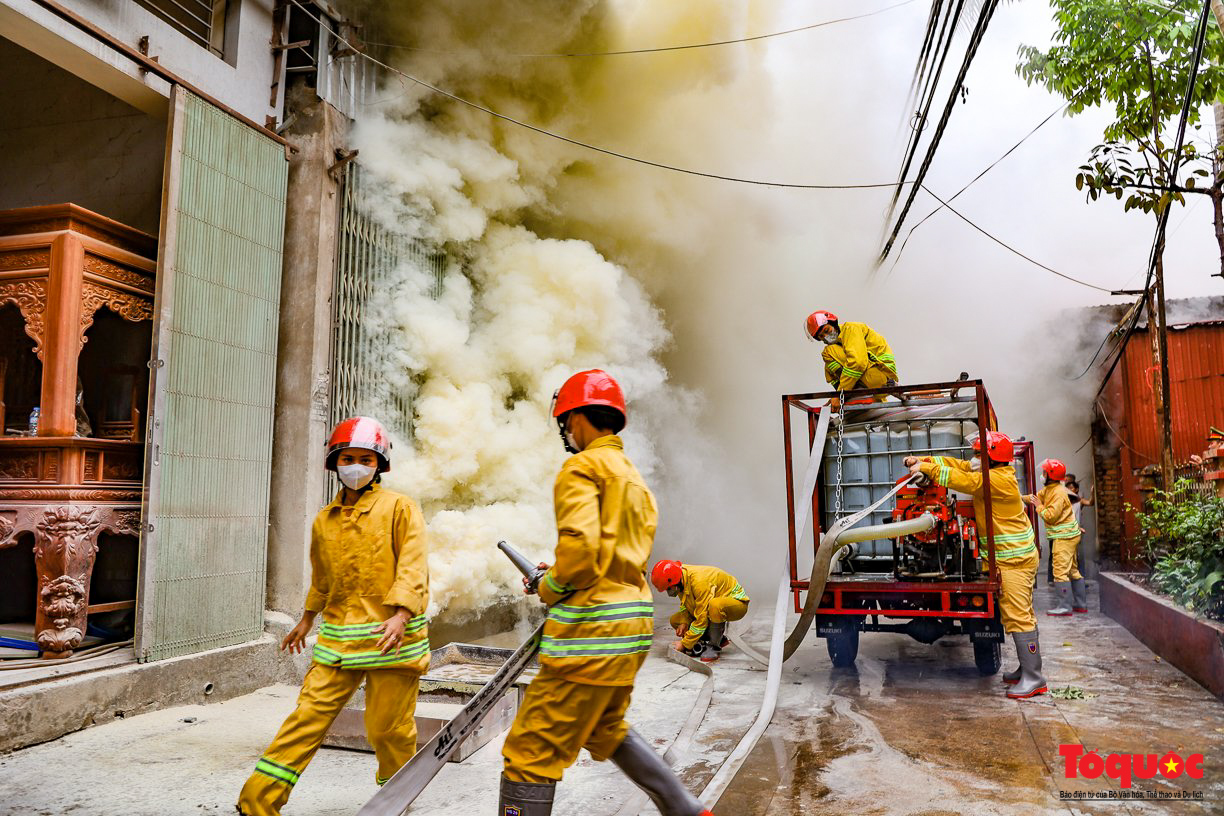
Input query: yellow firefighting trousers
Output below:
<box><xmin>502</xmin><ymin>672</ymin><xmax>633</xmax><ymax>783</ymax></box>
<box><xmin>670</xmin><ymin>597</ymin><xmax>749</xmax><ymax>632</ymax></box>
<box><xmin>998</xmin><ymin>550</ymin><xmax>1039</xmax><ymax>634</ymax></box>
<box><xmin>1050</xmin><ymin>534</ymin><xmax>1083</xmax><ymax>582</ymax></box>
<box><xmin>237</xmin><ymin>663</ymin><xmax>420</xmax><ymax>815</ymax></box>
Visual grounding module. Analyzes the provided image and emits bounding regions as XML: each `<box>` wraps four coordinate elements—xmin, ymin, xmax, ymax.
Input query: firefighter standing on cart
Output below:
<box><xmin>237</xmin><ymin>417</ymin><xmax>430</xmax><ymax>816</ymax></box>
<box><xmin>905</xmin><ymin>431</ymin><xmax>1048</xmax><ymax>699</ymax></box>
<box><xmin>651</xmin><ymin>561</ymin><xmax>749</xmax><ymax>663</ymax></box>
<box><xmin>804</xmin><ymin>309</ymin><xmax>898</xmax><ymax>410</ymax></box>
<box><xmin>499</xmin><ymin>370</ymin><xmax>712</xmax><ymax>816</ymax></box>
<box><xmin>1027</xmin><ymin>458</ymin><xmax>1088</xmax><ymax>616</ymax></box>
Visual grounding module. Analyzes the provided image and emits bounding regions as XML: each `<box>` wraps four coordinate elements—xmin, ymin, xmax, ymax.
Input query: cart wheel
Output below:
<box><xmin>826</xmin><ymin>628</ymin><xmax>859</xmax><ymax>667</ymax></box>
<box><xmin>973</xmin><ymin>639</ymin><xmax>1001</xmax><ymax>675</ymax></box>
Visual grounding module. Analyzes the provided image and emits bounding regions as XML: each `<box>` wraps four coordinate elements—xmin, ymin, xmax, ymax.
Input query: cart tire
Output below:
<box><xmin>973</xmin><ymin>638</ymin><xmax>1002</xmax><ymax>675</ymax></box>
<box><xmin>826</xmin><ymin>628</ymin><xmax>859</xmax><ymax>667</ymax></box>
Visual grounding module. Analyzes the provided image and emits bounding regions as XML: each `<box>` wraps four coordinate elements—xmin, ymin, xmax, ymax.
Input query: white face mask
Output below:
<box><xmin>337</xmin><ymin>463</ymin><xmax>376</xmax><ymax>490</ymax></box>
<box><xmin>564</xmin><ymin>430</ymin><xmax>580</xmax><ymax>454</ymax></box>
<box><xmin>821</xmin><ymin>330</ymin><xmax>839</xmax><ymax>345</ymax></box>
<box><xmin>969</xmin><ymin>457</ymin><xmax>981</xmax><ymax>472</ymax></box>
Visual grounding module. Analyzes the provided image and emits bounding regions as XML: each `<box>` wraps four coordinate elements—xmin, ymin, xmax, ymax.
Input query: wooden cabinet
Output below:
<box><xmin>0</xmin><ymin>205</ymin><xmax>154</xmax><ymax>658</ymax></box>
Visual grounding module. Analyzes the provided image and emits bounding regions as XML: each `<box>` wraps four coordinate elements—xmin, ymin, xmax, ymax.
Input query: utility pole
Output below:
<box><xmin>1148</xmin><ymin>244</ymin><xmax>1176</xmax><ymax>493</ymax></box>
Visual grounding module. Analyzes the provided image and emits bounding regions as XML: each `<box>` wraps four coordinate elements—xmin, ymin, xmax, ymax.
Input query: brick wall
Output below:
<box><xmin>1091</xmin><ymin>416</ymin><xmax>1126</xmax><ymax>568</ymax></box>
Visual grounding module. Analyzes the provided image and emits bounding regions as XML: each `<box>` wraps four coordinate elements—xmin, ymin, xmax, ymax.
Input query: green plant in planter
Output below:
<box><xmin>1130</xmin><ymin>480</ymin><xmax>1224</xmax><ymax>620</ymax></box>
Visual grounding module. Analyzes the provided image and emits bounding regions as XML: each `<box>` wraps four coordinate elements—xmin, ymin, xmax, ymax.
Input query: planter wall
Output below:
<box><xmin>1098</xmin><ymin>571</ymin><xmax>1224</xmax><ymax>699</ymax></box>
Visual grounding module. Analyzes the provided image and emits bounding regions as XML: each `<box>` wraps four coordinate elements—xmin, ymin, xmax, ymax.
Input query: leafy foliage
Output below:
<box><xmin>1131</xmin><ymin>480</ymin><xmax>1224</xmax><ymax>620</ymax></box>
<box><xmin>1017</xmin><ymin>0</ymin><xmax>1224</xmax><ymax>217</ymax></box>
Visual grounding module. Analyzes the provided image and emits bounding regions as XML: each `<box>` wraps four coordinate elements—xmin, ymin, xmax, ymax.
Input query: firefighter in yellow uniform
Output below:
<box><xmin>906</xmin><ymin>430</ymin><xmax>1048</xmax><ymax>699</ymax></box>
<box><xmin>805</xmin><ymin>310</ymin><xmax>898</xmax><ymax>408</ymax></box>
<box><xmin>1028</xmin><ymin>458</ymin><xmax>1087</xmax><ymax>616</ymax></box>
<box><xmin>651</xmin><ymin>561</ymin><xmax>749</xmax><ymax>663</ymax></box>
<box><xmin>237</xmin><ymin>417</ymin><xmax>430</xmax><ymax>816</ymax></box>
<box><xmin>500</xmin><ymin>370</ymin><xmax>712</xmax><ymax>816</ymax></box>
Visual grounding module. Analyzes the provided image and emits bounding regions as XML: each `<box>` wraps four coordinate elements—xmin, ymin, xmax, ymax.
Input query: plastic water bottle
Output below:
<box><xmin>28</xmin><ymin>406</ymin><xmax>39</xmax><ymax>436</ymax></box>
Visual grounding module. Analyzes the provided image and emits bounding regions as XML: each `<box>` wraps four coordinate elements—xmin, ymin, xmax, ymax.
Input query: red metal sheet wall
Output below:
<box><xmin>1098</xmin><ymin>320</ymin><xmax>1224</xmax><ymax>560</ymax></box>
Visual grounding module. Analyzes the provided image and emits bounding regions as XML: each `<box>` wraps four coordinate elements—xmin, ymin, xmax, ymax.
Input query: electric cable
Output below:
<box><xmin>363</xmin><ymin>0</ymin><xmax>919</xmax><ymax>58</ymax></box>
<box><xmin>918</xmin><ymin>186</ymin><xmax>1117</xmax><ymax>292</ymax></box>
<box><xmin>881</xmin><ymin>0</ymin><xmax>1001</xmax><ymax>258</ymax></box>
<box><xmin>289</xmin><ymin>0</ymin><xmax>910</xmax><ymax>190</ymax></box>
<box><xmin>883</xmin><ymin>0</ymin><xmax>1190</xmax><ymax>274</ymax></box>
<box><xmin>1092</xmin><ymin>0</ymin><xmax>1215</xmax><ymax>399</ymax></box>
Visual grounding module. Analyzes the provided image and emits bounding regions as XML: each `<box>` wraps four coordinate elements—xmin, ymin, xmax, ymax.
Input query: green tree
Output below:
<box><xmin>1019</xmin><ymin>0</ymin><xmax>1224</xmax><ymax>492</ymax></box>
<box><xmin>1017</xmin><ymin>0</ymin><xmax>1224</xmax><ymax>278</ymax></box>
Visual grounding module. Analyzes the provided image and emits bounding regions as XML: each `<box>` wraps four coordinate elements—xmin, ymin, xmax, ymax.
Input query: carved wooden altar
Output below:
<box><xmin>0</xmin><ymin>205</ymin><xmax>155</xmax><ymax>658</ymax></box>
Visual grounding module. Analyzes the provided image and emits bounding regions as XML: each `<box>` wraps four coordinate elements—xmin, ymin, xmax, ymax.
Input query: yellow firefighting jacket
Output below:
<box><xmin>678</xmin><ymin>564</ymin><xmax>750</xmax><ymax>651</ymax></box>
<box><xmin>537</xmin><ymin>435</ymin><xmax>657</xmax><ymax>686</ymax></box>
<box><xmin>917</xmin><ymin>457</ymin><xmax>1036</xmax><ymax>562</ymax></box>
<box><xmin>821</xmin><ymin>322</ymin><xmax>898</xmax><ymax>392</ymax></box>
<box><xmin>305</xmin><ymin>484</ymin><xmax>431</xmax><ymax>671</ymax></box>
<box><xmin>1037</xmin><ymin>483</ymin><xmax>1080</xmax><ymax>540</ymax></box>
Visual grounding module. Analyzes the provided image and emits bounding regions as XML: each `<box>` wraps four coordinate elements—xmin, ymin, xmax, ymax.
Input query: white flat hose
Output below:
<box><xmin>701</xmin><ymin>410</ymin><xmax>925</xmax><ymax>806</ymax></box>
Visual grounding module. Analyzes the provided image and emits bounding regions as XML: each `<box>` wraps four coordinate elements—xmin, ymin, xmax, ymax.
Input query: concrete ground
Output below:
<box><xmin>1</xmin><ymin>581</ymin><xmax>1221</xmax><ymax>815</ymax></box>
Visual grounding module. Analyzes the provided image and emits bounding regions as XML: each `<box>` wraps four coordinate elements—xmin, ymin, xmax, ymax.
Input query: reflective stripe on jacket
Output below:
<box><xmin>918</xmin><ymin>457</ymin><xmax>1036</xmax><ymax>561</ymax></box>
<box><xmin>305</xmin><ymin>484</ymin><xmax>431</xmax><ymax>672</ymax></box>
<box><xmin>1038</xmin><ymin>483</ymin><xmax>1081</xmax><ymax>539</ymax></box>
<box><xmin>537</xmin><ymin>435</ymin><xmax>657</xmax><ymax>686</ymax></box>
<box><xmin>678</xmin><ymin>564</ymin><xmax>750</xmax><ymax>650</ymax></box>
<box><xmin>821</xmin><ymin>322</ymin><xmax>899</xmax><ymax>391</ymax></box>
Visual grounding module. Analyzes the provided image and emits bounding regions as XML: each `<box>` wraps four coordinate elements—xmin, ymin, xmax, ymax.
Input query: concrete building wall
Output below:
<box><xmin>67</xmin><ymin>0</ymin><xmax>278</xmax><ymax>124</ymax></box>
<box><xmin>265</xmin><ymin>88</ymin><xmax>346</xmax><ymax>614</ymax></box>
<box><xmin>0</xmin><ymin>36</ymin><xmax>165</xmax><ymax>234</ymax></box>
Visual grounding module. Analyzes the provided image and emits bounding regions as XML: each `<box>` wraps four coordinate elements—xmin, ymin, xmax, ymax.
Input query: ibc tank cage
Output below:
<box><xmin>781</xmin><ymin>380</ymin><xmax>1033</xmax><ymax>593</ymax></box>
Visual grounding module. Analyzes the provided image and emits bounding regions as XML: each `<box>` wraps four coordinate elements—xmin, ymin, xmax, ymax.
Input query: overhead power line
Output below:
<box><xmin>880</xmin><ymin>0</ymin><xmax>1001</xmax><ymax>260</ymax></box>
<box><xmin>1092</xmin><ymin>0</ymin><xmax>1215</xmax><ymax>399</ymax></box>
<box><xmin>363</xmin><ymin>0</ymin><xmax>919</xmax><ymax>58</ymax></box>
<box><xmin>289</xmin><ymin>0</ymin><xmax>907</xmax><ymax>190</ymax></box>
<box><xmin>919</xmin><ymin>186</ymin><xmax>1117</xmax><ymax>292</ymax></box>
<box><xmin>885</xmin><ymin>0</ymin><xmax>1189</xmax><ymax>271</ymax></box>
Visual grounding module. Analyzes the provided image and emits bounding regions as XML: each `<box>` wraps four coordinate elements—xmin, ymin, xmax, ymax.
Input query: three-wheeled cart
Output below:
<box><xmin>781</xmin><ymin>380</ymin><xmax>1038</xmax><ymax>674</ymax></box>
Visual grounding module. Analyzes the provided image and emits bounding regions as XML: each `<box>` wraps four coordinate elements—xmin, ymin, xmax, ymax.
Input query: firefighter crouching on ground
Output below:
<box><xmin>652</xmin><ymin>561</ymin><xmax>749</xmax><ymax>663</ymax></box>
<box><xmin>905</xmin><ymin>431</ymin><xmax>1048</xmax><ymax>699</ymax></box>
<box><xmin>499</xmin><ymin>370</ymin><xmax>712</xmax><ymax>816</ymax></box>
<box><xmin>237</xmin><ymin>418</ymin><xmax>430</xmax><ymax>816</ymax></box>
<box><xmin>805</xmin><ymin>309</ymin><xmax>898</xmax><ymax>411</ymax></box>
<box><xmin>1026</xmin><ymin>458</ymin><xmax>1088</xmax><ymax>616</ymax></box>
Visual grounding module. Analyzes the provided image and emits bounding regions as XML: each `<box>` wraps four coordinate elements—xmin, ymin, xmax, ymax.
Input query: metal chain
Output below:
<box><xmin>833</xmin><ymin>390</ymin><xmax>845</xmax><ymax>518</ymax></box>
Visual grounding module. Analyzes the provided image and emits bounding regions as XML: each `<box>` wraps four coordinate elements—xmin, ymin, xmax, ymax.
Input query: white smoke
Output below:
<box><xmin>346</xmin><ymin>0</ymin><xmax>1222</xmax><ymax>614</ymax></box>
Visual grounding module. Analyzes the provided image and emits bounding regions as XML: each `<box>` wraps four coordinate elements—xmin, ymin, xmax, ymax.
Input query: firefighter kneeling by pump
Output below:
<box><xmin>652</xmin><ymin>561</ymin><xmax>749</xmax><ymax>664</ymax></box>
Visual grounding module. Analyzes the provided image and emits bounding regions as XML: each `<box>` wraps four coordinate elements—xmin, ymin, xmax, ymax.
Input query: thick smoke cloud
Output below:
<box><xmin>349</xmin><ymin>0</ymin><xmax>1221</xmax><ymax>613</ymax></box>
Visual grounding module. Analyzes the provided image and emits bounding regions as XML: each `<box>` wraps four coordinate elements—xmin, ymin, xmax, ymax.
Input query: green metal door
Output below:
<box><xmin>136</xmin><ymin>88</ymin><xmax>288</xmax><ymax>662</ymax></box>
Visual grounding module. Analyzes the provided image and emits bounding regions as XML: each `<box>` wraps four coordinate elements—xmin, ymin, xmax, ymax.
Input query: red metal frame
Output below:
<box><xmin>782</xmin><ymin>380</ymin><xmax>1029</xmax><ymax>619</ymax></box>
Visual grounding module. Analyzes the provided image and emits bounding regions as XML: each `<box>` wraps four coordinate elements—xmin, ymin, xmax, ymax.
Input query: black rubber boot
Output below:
<box><xmin>498</xmin><ymin>775</ymin><xmax>555</xmax><ymax>815</ymax></box>
<box><xmin>611</xmin><ymin>729</ymin><xmax>706</xmax><ymax>816</ymax></box>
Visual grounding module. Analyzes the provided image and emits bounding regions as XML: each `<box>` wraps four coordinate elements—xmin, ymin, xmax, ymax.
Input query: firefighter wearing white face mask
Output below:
<box><xmin>804</xmin><ymin>310</ymin><xmax>898</xmax><ymax>410</ymax></box>
<box><xmin>237</xmin><ymin>417</ymin><xmax>429</xmax><ymax>816</ymax></box>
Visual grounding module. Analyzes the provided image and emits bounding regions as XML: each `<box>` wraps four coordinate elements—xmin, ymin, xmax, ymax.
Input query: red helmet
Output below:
<box><xmin>551</xmin><ymin>369</ymin><xmax>627</xmax><ymax>421</ymax></box>
<box><xmin>650</xmin><ymin>560</ymin><xmax>684</xmax><ymax>593</ymax></box>
<box><xmin>971</xmin><ymin>431</ymin><xmax>1014</xmax><ymax>464</ymax></box>
<box><xmin>804</xmin><ymin>309</ymin><xmax>839</xmax><ymax>341</ymax></box>
<box><xmin>326</xmin><ymin>417</ymin><xmax>391</xmax><ymax>472</ymax></box>
<box><xmin>1040</xmin><ymin>458</ymin><xmax>1067</xmax><ymax>481</ymax></box>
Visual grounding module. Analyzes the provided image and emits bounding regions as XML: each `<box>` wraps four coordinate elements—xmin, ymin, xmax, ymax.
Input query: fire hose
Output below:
<box><xmin>698</xmin><ymin>408</ymin><xmax>934</xmax><ymax>807</ymax></box>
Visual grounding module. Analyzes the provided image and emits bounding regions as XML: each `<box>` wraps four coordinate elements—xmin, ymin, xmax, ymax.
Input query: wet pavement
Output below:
<box><xmin>701</xmin><ymin>580</ymin><xmax>1224</xmax><ymax>815</ymax></box>
<box><xmin>0</xmin><ymin>580</ymin><xmax>1220</xmax><ymax>815</ymax></box>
